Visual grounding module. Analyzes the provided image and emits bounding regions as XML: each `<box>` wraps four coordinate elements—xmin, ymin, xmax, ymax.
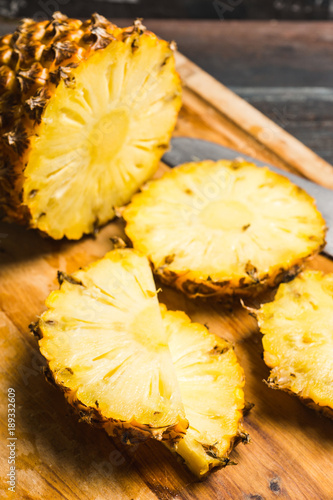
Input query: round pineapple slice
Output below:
<box><xmin>37</xmin><ymin>249</ymin><xmax>188</xmax><ymax>443</ymax></box>
<box><xmin>161</xmin><ymin>305</ymin><xmax>246</xmax><ymax>477</ymax></box>
<box><xmin>124</xmin><ymin>160</ymin><xmax>326</xmax><ymax>298</ymax></box>
<box><xmin>256</xmin><ymin>270</ymin><xmax>333</xmax><ymax>418</ymax></box>
<box><xmin>0</xmin><ymin>13</ymin><xmax>181</xmax><ymax>239</ymax></box>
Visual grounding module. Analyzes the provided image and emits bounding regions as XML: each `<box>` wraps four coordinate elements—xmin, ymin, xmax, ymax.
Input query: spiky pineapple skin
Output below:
<box><xmin>0</xmin><ymin>13</ymin><xmax>181</xmax><ymax>238</ymax></box>
<box><xmin>0</xmin><ymin>12</ymin><xmax>120</xmax><ymax>224</ymax></box>
<box><xmin>256</xmin><ymin>270</ymin><xmax>333</xmax><ymax>419</ymax></box>
<box><xmin>124</xmin><ymin>160</ymin><xmax>326</xmax><ymax>299</ymax></box>
<box><xmin>156</xmin><ymin>262</ymin><xmax>304</xmax><ymax>300</ymax></box>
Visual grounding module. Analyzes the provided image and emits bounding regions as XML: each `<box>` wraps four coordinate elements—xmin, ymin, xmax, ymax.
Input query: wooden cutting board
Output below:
<box><xmin>0</xmin><ymin>51</ymin><xmax>333</xmax><ymax>500</ymax></box>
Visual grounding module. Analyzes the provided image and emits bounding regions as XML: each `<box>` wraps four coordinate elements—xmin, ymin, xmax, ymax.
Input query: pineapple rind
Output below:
<box><xmin>257</xmin><ymin>270</ymin><xmax>333</xmax><ymax>418</ymax></box>
<box><xmin>124</xmin><ymin>160</ymin><xmax>326</xmax><ymax>298</ymax></box>
<box><xmin>37</xmin><ymin>249</ymin><xmax>188</xmax><ymax>443</ymax></box>
<box><xmin>0</xmin><ymin>13</ymin><xmax>119</xmax><ymax>224</ymax></box>
<box><xmin>161</xmin><ymin>305</ymin><xmax>246</xmax><ymax>477</ymax></box>
<box><xmin>0</xmin><ymin>14</ymin><xmax>181</xmax><ymax>239</ymax></box>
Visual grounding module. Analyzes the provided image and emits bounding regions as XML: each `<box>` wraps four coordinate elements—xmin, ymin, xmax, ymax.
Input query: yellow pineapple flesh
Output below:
<box><xmin>161</xmin><ymin>305</ymin><xmax>246</xmax><ymax>477</ymax></box>
<box><xmin>124</xmin><ymin>160</ymin><xmax>326</xmax><ymax>298</ymax></box>
<box><xmin>0</xmin><ymin>13</ymin><xmax>181</xmax><ymax>239</ymax></box>
<box><xmin>256</xmin><ymin>270</ymin><xmax>333</xmax><ymax>418</ymax></box>
<box><xmin>37</xmin><ymin>249</ymin><xmax>188</xmax><ymax>443</ymax></box>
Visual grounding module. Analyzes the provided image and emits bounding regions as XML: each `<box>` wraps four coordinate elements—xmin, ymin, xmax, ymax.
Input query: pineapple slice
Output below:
<box><xmin>124</xmin><ymin>160</ymin><xmax>326</xmax><ymax>298</ymax></box>
<box><xmin>37</xmin><ymin>249</ymin><xmax>188</xmax><ymax>442</ymax></box>
<box><xmin>161</xmin><ymin>305</ymin><xmax>246</xmax><ymax>477</ymax></box>
<box><xmin>256</xmin><ymin>270</ymin><xmax>333</xmax><ymax>418</ymax></box>
<box><xmin>0</xmin><ymin>13</ymin><xmax>181</xmax><ymax>239</ymax></box>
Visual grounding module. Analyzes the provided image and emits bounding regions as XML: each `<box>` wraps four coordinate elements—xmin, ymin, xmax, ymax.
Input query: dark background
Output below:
<box><xmin>0</xmin><ymin>0</ymin><xmax>332</xmax><ymax>20</ymax></box>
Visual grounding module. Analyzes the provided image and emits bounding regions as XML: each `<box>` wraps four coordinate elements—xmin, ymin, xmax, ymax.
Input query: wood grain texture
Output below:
<box><xmin>174</xmin><ymin>51</ymin><xmax>333</xmax><ymax>189</ymax></box>
<box><xmin>124</xmin><ymin>19</ymin><xmax>333</xmax><ymax>166</ymax></box>
<box><xmin>1</xmin><ymin>52</ymin><xmax>333</xmax><ymax>500</ymax></box>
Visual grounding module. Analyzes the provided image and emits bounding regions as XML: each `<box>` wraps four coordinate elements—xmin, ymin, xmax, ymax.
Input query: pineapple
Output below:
<box><xmin>35</xmin><ymin>249</ymin><xmax>188</xmax><ymax>443</ymax></box>
<box><xmin>34</xmin><ymin>247</ymin><xmax>248</xmax><ymax>470</ymax></box>
<box><xmin>0</xmin><ymin>13</ymin><xmax>181</xmax><ymax>239</ymax></box>
<box><xmin>161</xmin><ymin>305</ymin><xmax>247</xmax><ymax>477</ymax></box>
<box><xmin>124</xmin><ymin>160</ymin><xmax>326</xmax><ymax>299</ymax></box>
<box><xmin>256</xmin><ymin>270</ymin><xmax>333</xmax><ymax>419</ymax></box>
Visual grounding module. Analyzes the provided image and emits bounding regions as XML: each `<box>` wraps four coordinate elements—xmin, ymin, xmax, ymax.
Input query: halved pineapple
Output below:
<box><xmin>37</xmin><ymin>249</ymin><xmax>188</xmax><ymax>442</ymax></box>
<box><xmin>161</xmin><ymin>305</ymin><xmax>246</xmax><ymax>477</ymax></box>
<box><xmin>256</xmin><ymin>270</ymin><xmax>333</xmax><ymax>418</ymax></box>
<box><xmin>124</xmin><ymin>160</ymin><xmax>326</xmax><ymax>298</ymax></box>
<box><xmin>0</xmin><ymin>13</ymin><xmax>181</xmax><ymax>239</ymax></box>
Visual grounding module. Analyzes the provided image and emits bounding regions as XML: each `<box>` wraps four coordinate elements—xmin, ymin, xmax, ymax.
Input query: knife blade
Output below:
<box><xmin>162</xmin><ymin>137</ymin><xmax>333</xmax><ymax>258</ymax></box>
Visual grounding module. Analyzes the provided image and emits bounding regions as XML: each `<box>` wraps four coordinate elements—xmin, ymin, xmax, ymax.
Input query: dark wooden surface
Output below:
<box><xmin>2</xmin><ymin>20</ymin><xmax>331</xmax><ymax>165</ymax></box>
<box><xmin>1</xmin><ymin>19</ymin><xmax>333</xmax><ymax>500</ymax></box>
<box><xmin>138</xmin><ymin>20</ymin><xmax>333</xmax><ymax>166</ymax></box>
<box><xmin>0</xmin><ymin>0</ymin><xmax>332</xmax><ymax>20</ymax></box>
